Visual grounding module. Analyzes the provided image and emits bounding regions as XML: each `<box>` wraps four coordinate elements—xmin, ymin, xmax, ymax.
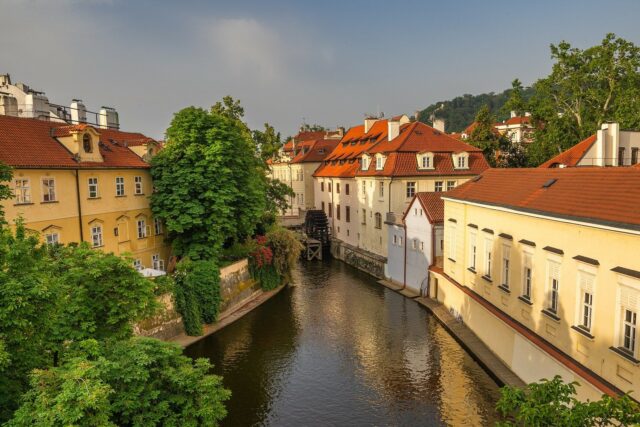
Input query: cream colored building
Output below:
<box><xmin>429</xmin><ymin>167</ymin><xmax>640</xmax><ymax>401</ymax></box>
<box><xmin>0</xmin><ymin>114</ymin><xmax>169</xmax><ymax>271</ymax></box>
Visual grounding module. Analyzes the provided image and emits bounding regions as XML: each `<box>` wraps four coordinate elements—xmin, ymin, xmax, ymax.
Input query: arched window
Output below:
<box><xmin>374</xmin><ymin>212</ymin><xmax>382</xmax><ymax>229</ymax></box>
<box><xmin>82</xmin><ymin>133</ymin><xmax>93</xmax><ymax>153</ymax></box>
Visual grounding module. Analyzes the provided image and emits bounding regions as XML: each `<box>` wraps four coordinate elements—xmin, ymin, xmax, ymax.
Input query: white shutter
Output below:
<box><xmin>620</xmin><ymin>286</ymin><xmax>640</xmax><ymax>311</ymax></box>
<box><xmin>579</xmin><ymin>272</ymin><xmax>595</xmax><ymax>294</ymax></box>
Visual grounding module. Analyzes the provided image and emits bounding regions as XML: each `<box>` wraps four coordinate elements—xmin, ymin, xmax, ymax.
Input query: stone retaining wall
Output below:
<box><xmin>330</xmin><ymin>238</ymin><xmax>386</xmax><ymax>279</ymax></box>
<box><xmin>136</xmin><ymin>258</ymin><xmax>260</xmax><ymax>340</ymax></box>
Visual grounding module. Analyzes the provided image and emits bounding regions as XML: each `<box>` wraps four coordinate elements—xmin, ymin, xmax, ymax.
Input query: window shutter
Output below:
<box><xmin>620</xmin><ymin>286</ymin><xmax>640</xmax><ymax>311</ymax></box>
<box><xmin>579</xmin><ymin>272</ymin><xmax>594</xmax><ymax>294</ymax></box>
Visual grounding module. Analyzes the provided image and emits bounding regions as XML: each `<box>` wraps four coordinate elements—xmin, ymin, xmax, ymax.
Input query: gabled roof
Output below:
<box><xmin>539</xmin><ymin>134</ymin><xmax>597</xmax><ymax>168</ymax></box>
<box><xmin>498</xmin><ymin>116</ymin><xmax>532</xmax><ymax>126</ymax></box>
<box><xmin>0</xmin><ymin>115</ymin><xmax>153</xmax><ymax>169</ymax></box>
<box><xmin>403</xmin><ymin>192</ymin><xmax>444</xmax><ymax>224</ymax></box>
<box><xmin>290</xmin><ymin>139</ymin><xmax>339</xmax><ymax>163</ymax></box>
<box><xmin>444</xmin><ymin>168</ymin><xmax>640</xmax><ymax>230</ymax></box>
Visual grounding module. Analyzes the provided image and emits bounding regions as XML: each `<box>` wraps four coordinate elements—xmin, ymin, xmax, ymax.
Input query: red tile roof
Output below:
<box><xmin>445</xmin><ymin>168</ymin><xmax>640</xmax><ymax>230</ymax></box>
<box><xmin>290</xmin><ymin>139</ymin><xmax>339</xmax><ymax>163</ymax></box>
<box><xmin>405</xmin><ymin>192</ymin><xmax>444</xmax><ymax>223</ymax></box>
<box><xmin>0</xmin><ymin>115</ymin><xmax>153</xmax><ymax>169</ymax></box>
<box><xmin>500</xmin><ymin>116</ymin><xmax>532</xmax><ymax>126</ymax></box>
<box><xmin>539</xmin><ymin>134</ymin><xmax>597</xmax><ymax>168</ymax></box>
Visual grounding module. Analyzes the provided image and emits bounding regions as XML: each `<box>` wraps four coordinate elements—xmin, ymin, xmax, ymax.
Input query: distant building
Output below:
<box><xmin>387</xmin><ymin>192</ymin><xmax>444</xmax><ymax>294</ymax></box>
<box><xmin>430</xmin><ymin>167</ymin><xmax>640</xmax><ymax>401</ymax></box>
<box><xmin>540</xmin><ymin>122</ymin><xmax>640</xmax><ymax>168</ymax></box>
<box><xmin>0</xmin><ymin>114</ymin><xmax>168</xmax><ymax>272</ymax></box>
<box><xmin>268</xmin><ymin>128</ymin><xmax>342</xmax><ymax>219</ymax></box>
<box><xmin>454</xmin><ymin>111</ymin><xmax>534</xmax><ymax>144</ymax></box>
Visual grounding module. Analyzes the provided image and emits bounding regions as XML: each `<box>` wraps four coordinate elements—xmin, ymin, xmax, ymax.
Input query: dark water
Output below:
<box><xmin>185</xmin><ymin>259</ymin><xmax>501</xmax><ymax>426</ymax></box>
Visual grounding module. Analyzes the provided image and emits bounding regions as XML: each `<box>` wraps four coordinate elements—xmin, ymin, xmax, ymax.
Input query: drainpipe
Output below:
<box><xmin>329</xmin><ymin>178</ymin><xmax>335</xmax><ymax>237</ymax></box>
<box><xmin>288</xmin><ymin>162</ymin><xmax>294</xmax><ymax>216</ymax></box>
<box><xmin>402</xmin><ymin>220</ymin><xmax>407</xmax><ymax>290</ymax></box>
<box><xmin>74</xmin><ymin>169</ymin><xmax>84</xmax><ymax>242</ymax></box>
<box><xmin>427</xmin><ymin>222</ymin><xmax>436</xmax><ymax>298</ymax></box>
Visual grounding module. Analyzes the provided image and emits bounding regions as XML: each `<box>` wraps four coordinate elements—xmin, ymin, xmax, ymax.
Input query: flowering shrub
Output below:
<box><xmin>248</xmin><ymin>228</ymin><xmax>301</xmax><ymax>290</ymax></box>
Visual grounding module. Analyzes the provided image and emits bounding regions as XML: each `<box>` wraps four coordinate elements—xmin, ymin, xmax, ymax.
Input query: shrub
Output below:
<box><xmin>266</xmin><ymin>227</ymin><xmax>303</xmax><ymax>283</ymax></box>
<box><xmin>173</xmin><ymin>259</ymin><xmax>221</xmax><ymax>336</ymax></box>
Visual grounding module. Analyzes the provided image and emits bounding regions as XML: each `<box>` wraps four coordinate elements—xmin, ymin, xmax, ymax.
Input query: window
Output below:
<box><xmin>328</xmin><ymin>203</ymin><xmax>332</xmax><ymax>218</ymax></box>
<box><xmin>457</xmin><ymin>156</ymin><xmax>466</xmax><ymax>168</ymax></box>
<box><xmin>547</xmin><ymin>261</ymin><xmax>561</xmax><ymax>313</ymax></box>
<box><xmin>484</xmin><ymin>239</ymin><xmax>492</xmax><ymax>277</ymax></box>
<box><xmin>501</xmin><ymin>246</ymin><xmax>510</xmax><ymax>288</ymax></box>
<box><xmin>448</xmin><ymin>226</ymin><xmax>456</xmax><ymax>260</ymax></box>
<box><xmin>361</xmin><ymin>180</ymin><xmax>366</xmax><ymax>194</ymax></box>
<box><xmin>374</xmin><ymin>212</ymin><xmax>382</xmax><ymax>229</ymax></box>
<box><xmin>362</xmin><ymin>209</ymin><xmax>366</xmax><ymax>225</ymax></box>
<box><xmin>522</xmin><ymin>254</ymin><xmax>532</xmax><ymax>300</ymax></box>
<box><xmin>152</xmin><ymin>254</ymin><xmax>165</xmax><ymax>271</ymax></box>
<box><xmin>321</xmin><ymin>182</ymin><xmax>324</xmax><ymax>192</ymax></box>
<box><xmin>421</xmin><ymin>155</ymin><xmax>430</xmax><ymax>169</ymax></box>
<box><xmin>88</xmin><ymin>178</ymin><xmax>99</xmax><ymax>198</ymax></box>
<box><xmin>633</xmin><ymin>147</ymin><xmax>639</xmax><ymax>165</ymax></box>
<box><xmin>435</xmin><ymin>181</ymin><xmax>443</xmax><ymax>192</ymax></box>
<box><xmin>447</xmin><ymin>181</ymin><xmax>456</xmax><ymax>191</ymax></box>
<box><xmin>336</xmin><ymin>183</ymin><xmax>340</xmax><ymax>194</ymax></box>
<box><xmin>91</xmin><ymin>224</ymin><xmax>103</xmax><ymax>247</ymax></box>
<box><xmin>154</xmin><ymin>217</ymin><xmax>163</xmax><ymax>235</ymax></box>
<box><xmin>622</xmin><ymin>309</ymin><xmax>637</xmax><ymax>354</ymax></box>
<box><xmin>618</xmin><ymin>147</ymin><xmax>626</xmax><ymax>166</ymax></box>
<box><xmin>362</xmin><ymin>156</ymin><xmax>370</xmax><ymax>170</ymax></box>
<box><xmin>336</xmin><ymin>204</ymin><xmax>341</xmax><ymax>220</ymax></box>
<box><xmin>345</xmin><ymin>206</ymin><xmax>351</xmax><ymax>223</ymax></box>
<box><xmin>412</xmin><ymin>238</ymin><xmax>418</xmax><ymax>250</ymax></box>
<box><xmin>137</xmin><ymin>218</ymin><xmax>147</xmax><ymax>238</ymax></box>
<box><xmin>134</xmin><ymin>176</ymin><xmax>143</xmax><ymax>195</ymax></box>
<box><xmin>469</xmin><ymin>233</ymin><xmax>477</xmax><ymax>270</ymax></box>
<box><xmin>116</xmin><ymin>177</ymin><xmax>125</xmax><ymax>196</ymax></box>
<box><xmin>14</xmin><ymin>179</ymin><xmax>31</xmax><ymax>204</ymax></box>
<box><xmin>133</xmin><ymin>259</ymin><xmax>142</xmax><ymax>271</ymax></box>
<box><xmin>82</xmin><ymin>133</ymin><xmax>93</xmax><ymax>153</ymax></box>
<box><xmin>328</xmin><ymin>183</ymin><xmax>332</xmax><ymax>193</ymax></box>
<box><xmin>576</xmin><ymin>272</ymin><xmax>595</xmax><ymax>331</ymax></box>
<box><xmin>398</xmin><ymin>236</ymin><xmax>403</xmax><ymax>246</ymax></box>
<box><xmin>45</xmin><ymin>232</ymin><xmax>59</xmax><ymax>245</ymax></box>
<box><xmin>393</xmin><ymin>235</ymin><xmax>397</xmax><ymax>246</ymax></box>
<box><xmin>321</xmin><ymin>201</ymin><xmax>325</xmax><ymax>212</ymax></box>
<box><xmin>376</xmin><ymin>155</ymin><xmax>384</xmax><ymax>170</ymax></box>
<box><xmin>345</xmin><ymin>184</ymin><xmax>350</xmax><ymax>195</ymax></box>
<box><xmin>379</xmin><ymin>182</ymin><xmax>384</xmax><ymax>198</ymax></box>
<box><xmin>42</xmin><ymin>178</ymin><xmax>56</xmax><ymax>202</ymax></box>
<box><xmin>406</xmin><ymin>182</ymin><xmax>416</xmax><ymax>198</ymax></box>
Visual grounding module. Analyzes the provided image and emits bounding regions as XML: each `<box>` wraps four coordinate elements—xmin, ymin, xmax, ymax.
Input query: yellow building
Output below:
<box><xmin>0</xmin><ymin>115</ymin><xmax>170</xmax><ymax>271</ymax></box>
<box><xmin>429</xmin><ymin>168</ymin><xmax>640</xmax><ymax>401</ymax></box>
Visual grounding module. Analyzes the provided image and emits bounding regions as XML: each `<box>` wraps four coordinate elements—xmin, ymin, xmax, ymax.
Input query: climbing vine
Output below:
<box><xmin>173</xmin><ymin>259</ymin><xmax>222</xmax><ymax>336</ymax></box>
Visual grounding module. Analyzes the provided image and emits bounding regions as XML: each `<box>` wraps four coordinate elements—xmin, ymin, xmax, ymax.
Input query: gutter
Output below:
<box><xmin>74</xmin><ymin>169</ymin><xmax>84</xmax><ymax>241</ymax></box>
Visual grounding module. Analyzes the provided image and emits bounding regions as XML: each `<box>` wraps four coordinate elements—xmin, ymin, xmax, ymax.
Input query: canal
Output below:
<box><xmin>185</xmin><ymin>259</ymin><xmax>501</xmax><ymax>426</ymax></box>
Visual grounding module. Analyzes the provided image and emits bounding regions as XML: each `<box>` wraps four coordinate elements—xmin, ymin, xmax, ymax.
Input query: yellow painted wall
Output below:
<box><xmin>434</xmin><ymin>197</ymin><xmax>640</xmax><ymax>399</ymax></box>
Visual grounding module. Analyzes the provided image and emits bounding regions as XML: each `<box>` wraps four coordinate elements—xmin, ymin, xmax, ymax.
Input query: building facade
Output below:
<box><xmin>0</xmin><ymin>115</ymin><xmax>169</xmax><ymax>271</ymax></box>
<box><xmin>429</xmin><ymin>168</ymin><xmax>640</xmax><ymax>401</ymax></box>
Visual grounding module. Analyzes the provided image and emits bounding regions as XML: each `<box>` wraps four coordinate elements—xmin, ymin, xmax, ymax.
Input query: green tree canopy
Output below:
<box><xmin>502</xmin><ymin>79</ymin><xmax>528</xmax><ymax>118</ymax></box>
<box><xmin>151</xmin><ymin>103</ymin><xmax>266</xmax><ymax>259</ymax></box>
<box><xmin>8</xmin><ymin>338</ymin><xmax>230</xmax><ymax>427</ymax></box>
<box><xmin>527</xmin><ymin>33</ymin><xmax>640</xmax><ymax>165</ymax></box>
<box><xmin>253</xmin><ymin>123</ymin><xmax>283</xmax><ymax>162</ymax></box>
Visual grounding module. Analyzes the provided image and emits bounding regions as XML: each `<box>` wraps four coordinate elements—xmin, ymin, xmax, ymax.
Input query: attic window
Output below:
<box><xmin>542</xmin><ymin>178</ymin><xmax>557</xmax><ymax>188</ymax></box>
<box><xmin>82</xmin><ymin>133</ymin><xmax>93</xmax><ymax>153</ymax></box>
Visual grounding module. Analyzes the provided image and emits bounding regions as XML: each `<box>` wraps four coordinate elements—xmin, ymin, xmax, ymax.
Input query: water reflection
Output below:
<box><xmin>185</xmin><ymin>259</ymin><xmax>500</xmax><ymax>426</ymax></box>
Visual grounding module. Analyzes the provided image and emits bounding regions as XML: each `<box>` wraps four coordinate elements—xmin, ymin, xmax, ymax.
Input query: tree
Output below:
<box><xmin>300</xmin><ymin>123</ymin><xmax>326</xmax><ymax>132</ymax></box>
<box><xmin>9</xmin><ymin>338</ymin><xmax>230</xmax><ymax>427</ymax></box>
<box><xmin>0</xmin><ymin>162</ymin><xmax>13</xmax><ymax>221</ymax></box>
<box><xmin>468</xmin><ymin>105</ymin><xmax>503</xmax><ymax>166</ymax></box>
<box><xmin>151</xmin><ymin>104</ymin><xmax>266</xmax><ymax>259</ymax></box>
<box><xmin>253</xmin><ymin>123</ymin><xmax>282</xmax><ymax>162</ymax></box>
<box><xmin>497</xmin><ymin>376</ymin><xmax>640</xmax><ymax>426</ymax></box>
<box><xmin>527</xmin><ymin>33</ymin><xmax>640</xmax><ymax>165</ymax></box>
<box><xmin>173</xmin><ymin>258</ymin><xmax>221</xmax><ymax>336</ymax></box>
<box><xmin>502</xmin><ymin>79</ymin><xmax>528</xmax><ymax>117</ymax></box>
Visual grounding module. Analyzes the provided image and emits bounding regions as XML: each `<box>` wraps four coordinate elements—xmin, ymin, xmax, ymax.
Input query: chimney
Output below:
<box><xmin>414</xmin><ymin>110</ymin><xmax>421</xmax><ymax>122</ymax></box>
<box><xmin>0</xmin><ymin>94</ymin><xmax>18</xmax><ymax>117</ymax></box>
<box><xmin>99</xmin><ymin>106</ymin><xmax>119</xmax><ymax>129</ymax></box>
<box><xmin>0</xmin><ymin>74</ymin><xmax>10</xmax><ymax>87</ymax></box>
<box><xmin>433</xmin><ymin>118</ymin><xmax>445</xmax><ymax>133</ymax></box>
<box><xmin>388</xmin><ymin>120</ymin><xmax>400</xmax><ymax>141</ymax></box>
<box><xmin>364</xmin><ymin>117</ymin><xmax>377</xmax><ymax>133</ymax></box>
<box><xmin>70</xmin><ymin>99</ymin><xmax>87</xmax><ymax>124</ymax></box>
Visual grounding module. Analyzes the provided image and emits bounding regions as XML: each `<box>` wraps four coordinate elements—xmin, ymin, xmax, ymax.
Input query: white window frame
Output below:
<box><xmin>88</xmin><ymin>177</ymin><xmax>99</xmax><ymax>198</ymax></box>
<box><xmin>435</xmin><ymin>181</ymin><xmax>443</xmax><ymax>192</ymax></box>
<box><xmin>575</xmin><ymin>269</ymin><xmax>596</xmax><ymax>332</ymax></box>
<box><xmin>14</xmin><ymin>178</ymin><xmax>31</xmax><ymax>204</ymax></box>
<box><xmin>406</xmin><ymin>182</ymin><xmax>416</xmax><ymax>198</ymax></box>
<box><xmin>133</xmin><ymin>259</ymin><xmax>143</xmax><ymax>271</ymax></box>
<box><xmin>137</xmin><ymin>218</ymin><xmax>147</xmax><ymax>239</ymax></box>
<box><xmin>446</xmin><ymin>180</ymin><xmax>456</xmax><ymax>191</ymax></box>
<box><xmin>522</xmin><ymin>252</ymin><xmax>533</xmax><ymax>300</ymax></box>
<box><xmin>468</xmin><ymin>232</ymin><xmax>477</xmax><ymax>270</ymax></box>
<box><xmin>41</xmin><ymin>177</ymin><xmax>56</xmax><ymax>202</ymax></box>
<box><xmin>501</xmin><ymin>244</ymin><xmax>510</xmax><ymax>289</ymax></box>
<box><xmin>375</xmin><ymin>155</ymin><xmax>384</xmax><ymax>170</ymax></box>
<box><xmin>91</xmin><ymin>224</ymin><xmax>103</xmax><ymax>247</ymax></box>
<box><xmin>152</xmin><ymin>254</ymin><xmax>165</xmax><ymax>271</ymax></box>
<box><xmin>134</xmin><ymin>176</ymin><xmax>143</xmax><ymax>195</ymax></box>
<box><xmin>115</xmin><ymin>176</ymin><xmax>125</xmax><ymax>197</ymax></box>
<box><xmin>45</xmin><ymin>231</ymin><xmax>59</xmax><ymax>245</ymax></box>
<box><xmin>484</xmin><ymin>238</ymin><xmax>492</xmax><ymax>278</ymax></box>
<box><xmin>379</xmin><ymin>182</ymin><xmax>384</xmax><ymax>198</ymax></box>
<box><xmin>546</xmin><ymin>260</ymin><xmax>561</xmax><ymax>314</ymax></box>
<box><xmin>154</xmin><ymin>218</ymin><xmax>163</xmax><ymax>235</ymax></box>
<box><xmin>616</xmin><ymin>278</ymin><xmax>640</xmax><ymax>358</ymax></box>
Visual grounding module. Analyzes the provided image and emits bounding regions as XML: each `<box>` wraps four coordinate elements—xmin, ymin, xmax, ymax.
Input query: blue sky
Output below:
<box><xmin>2</xmin><ymin>0</ymin><xmax>640</xmax><ymax>139</ymax></box>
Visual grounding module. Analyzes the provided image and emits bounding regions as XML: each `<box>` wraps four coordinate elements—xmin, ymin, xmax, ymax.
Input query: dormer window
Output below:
<box><xmin>83</xmin><ymin>133</ymin><xmax>93</xmax><ymax>153</ymax></box>
<box><xmin>453</xmin><ymin>152</ymin><xmax>469</xmax><ymax>169</ymax></box>
<box><xmin>362</xmin><ymin>155</ymin><xmax>370</xmax><ymax>170</ymax></box>
<box><xmin>375</xmin><ymin>154</ymin><xmax>386</xmax><ymax>170</ymax></box>
<box><xmin>417</xmin><ymin>152</ymin><xmax>434</xmax><ymax>170</ymax></box>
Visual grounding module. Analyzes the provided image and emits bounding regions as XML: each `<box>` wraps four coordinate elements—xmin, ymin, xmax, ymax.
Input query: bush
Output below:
<box><xmin>173</xmin><ymin>259</ymin><xmax>222</xmax><ymax>336</ymax></box>
<box><xmin>266</xmin><ymin>227</ymin><xmax>303</xmax><ymax>283</ymax></box>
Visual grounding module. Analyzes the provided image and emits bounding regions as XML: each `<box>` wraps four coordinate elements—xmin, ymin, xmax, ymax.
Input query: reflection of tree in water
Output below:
<box><xmin>185</xmin><ymin>285</ymin><xmax>301</xmax><ymax>427</ymax></box>
<box><xmin>185</xmin><ymin>259</ymin><xmax>501</xmax><ymax>426</ymax></box>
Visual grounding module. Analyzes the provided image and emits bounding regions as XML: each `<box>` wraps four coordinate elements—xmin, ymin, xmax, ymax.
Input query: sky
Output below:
<box><xmin>2</xmin><ymin>0</ymin><xmax>640</xmax><ymax>139</ymax></box>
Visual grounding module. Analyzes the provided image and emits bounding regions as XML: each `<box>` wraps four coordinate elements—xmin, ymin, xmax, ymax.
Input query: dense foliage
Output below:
<box><xmin>9</xmin><ymin>338</ymin><xmax>230</xmax><ymax>427</ymax></box>
<box><xmin>173</xmin><ymin>258</ymin><xmax>222</xmax><ymax>336</ymax></box>
<box><xmin>248</xmin><ymin>228</ymin><xmax>302</xmax><ymax>291</ymax></box>
<box><xmin>151</xmin><ymin>104</ymin><xmax>266</xmax><ymax>260</ymax></box>
<box><xmin>417</xmin><ymin>87</ymin><xmax>535</xmax><ymax>133</ymax></box>
<box><xmin>497</xmin><ymin>376</ymin><xmax>640</xmax><ymax>426</ymax></box>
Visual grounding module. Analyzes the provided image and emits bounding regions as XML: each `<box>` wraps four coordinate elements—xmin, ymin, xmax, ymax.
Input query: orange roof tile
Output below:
<box><xmin>290</xmin><ymin>139</ymin><xmax>339</xmax><ymax>163</ymax></box>
<box><xmin>445</xmin><ymin>168</ymin><xmax>640</xmax><ymax>230</ymax></box>
<box><xmin>539</xmin><ymin>134</ymin><xmax>597</xmax><ymax>168</ymax></box>
<box><xmin>0</xmin><ymin>115</ymin><xmax>153</xmax><ymax>169</ymax></box>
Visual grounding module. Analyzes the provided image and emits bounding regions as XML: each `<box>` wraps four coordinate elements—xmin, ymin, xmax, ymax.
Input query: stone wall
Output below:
<box><xmin>136</xmin><ymin>258</ymin><xmax>260</xmax><ymax>340</ymax></box>
<box><xmin>330</xmin><ymin>238</ymin><xmax>386</xmax><ymax>279</ymax></box>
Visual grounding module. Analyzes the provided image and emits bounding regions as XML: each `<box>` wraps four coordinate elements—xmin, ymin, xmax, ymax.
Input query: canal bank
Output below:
<box><xmin>186</xmin><ymin>259</ymin><xmax>502</xmax><ymax>426</ymax></box>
